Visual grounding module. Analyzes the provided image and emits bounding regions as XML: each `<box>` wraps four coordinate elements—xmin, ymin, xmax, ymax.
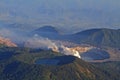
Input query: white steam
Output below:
<box><xmin>25</xmin><ymin>36</ymin><xmax>59</xmax><ymax>52</ymax></box>
<box><xmin>60</xmin><ymin>45</ymin><xmax>81</xmax><ymax>58</ymax></box>
<box><xmin>25</xmin><ymin>35</ymin><xmax>81</xmax><ymax>58</ymax></box>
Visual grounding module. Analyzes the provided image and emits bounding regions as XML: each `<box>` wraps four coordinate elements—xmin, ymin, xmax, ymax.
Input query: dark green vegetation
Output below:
<box><xmin>72</xmin><ymin>28</ymin><xmax>120</xmax><ymax>48</ymax></box>
<box><xmin>93</xmin><ymin>61</ymin><xmax>120</xmax><ymax>80</ymax></box>
<box><xmin>0</xmin><ymin>44</ymin><xmax>7</xmax><ymax>48</ymax></box>
<box><xmin>0</xmin><ymin>47</ymin><xmax>120</xmax><ymax>80</ymax></box>
<box><xmin>35</xmin><ymin>56</ymin><xmax>76</xmax><ymax>65</ymax></box>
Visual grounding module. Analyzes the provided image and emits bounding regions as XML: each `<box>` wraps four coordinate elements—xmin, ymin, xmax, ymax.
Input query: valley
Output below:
<box><xmin>0</xmin><ymin>26</ymin><xmax>120</xmax><ymax>63</ymax></box>
<box><xmin>0</xmin><ymin>0</ymin><xmax>120</xmax><ymax>80</ymax></box>
<box><xmin>0</xmin><ymin>26</ymin><xmax>120</xmax><ymax>80</ymax></box>
<box><xmin>0</xmin><ymin>47</ymin><xmax>119</xmax><ymax>80</ymax></box>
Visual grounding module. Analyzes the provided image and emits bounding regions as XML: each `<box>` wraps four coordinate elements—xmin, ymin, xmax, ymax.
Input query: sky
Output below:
<box><xmin>0</xmin><ymin>0</ymin><xmax>120</xmax><ymax>33</ymax></box>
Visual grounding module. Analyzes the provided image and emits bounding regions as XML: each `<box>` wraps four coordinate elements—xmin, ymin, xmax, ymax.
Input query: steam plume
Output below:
<box><xmin>25</xmin><ymin>35</ymin><xmax>81</xmax><ymax>58</ymax></box>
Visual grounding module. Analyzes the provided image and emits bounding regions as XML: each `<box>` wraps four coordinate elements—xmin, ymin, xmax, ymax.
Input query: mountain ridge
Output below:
<box><xmin>70</xmin><ymin>28</ymin><xmax>120</xmax><ymax>48</ymax></box>
<box><xmin>32</xmin><ymin>26</ymin><xmax>62</xmax><ymax>39</ymax></box>
<box><xmin>34</xmin><ymin>26</ymin><xmax>59</xmax><ymax>33</ymax></box>
<box><xmin>31</xmin><ymin>27</ymin><xmax>120</xmax><ymax>48</ymax></box>
<box><xmin>0</xmin><ymin>36</ymin><xmax>17</xmax><ymax>47</ymax></box>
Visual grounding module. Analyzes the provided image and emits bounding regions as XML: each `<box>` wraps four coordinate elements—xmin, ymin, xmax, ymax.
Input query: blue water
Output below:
<box><xmin>81</xmin><ymin>49</ymin><xmax>110</xmax><ymax>61</ymax></box>
<box><xmin>35</xmin><ymin>56</ymin><xmax>76</xmax><ymax>65</ymax></box>
<box><xmin>35</xmin><ymin>59</ymin><xmax>60</xmax><ymax>65</ymax></box>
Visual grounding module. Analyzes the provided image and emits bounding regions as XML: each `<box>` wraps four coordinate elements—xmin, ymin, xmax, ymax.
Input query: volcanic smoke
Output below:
<box><xmin>25</xmin><ymin>35</ymin><xmax>81</xmax><ymax>58</ymax></box>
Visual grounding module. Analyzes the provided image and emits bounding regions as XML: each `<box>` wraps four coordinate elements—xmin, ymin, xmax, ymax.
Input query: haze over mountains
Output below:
<box><xmin>0</xmin><ymin>0</ymin><xmax>120</xmax><ymax>33</ymax></box>
<box><xmin>1</xmin><ymin>25</ymin><xmax>119</xmax><ymax>62</ymax></box>
<box><xmin>31</xmin><ymin>26</ymin><xmax>120</xmax><ymax>48</ymax></box>
<box><xmin>0</xmin><ymin>25</ymin><xmax>120</xmax><ymax>50</ymax></box>
<box><xmin>0</xmin><ymin>0</ymin><xmax>120</xmax><ymax>80</ymax></box>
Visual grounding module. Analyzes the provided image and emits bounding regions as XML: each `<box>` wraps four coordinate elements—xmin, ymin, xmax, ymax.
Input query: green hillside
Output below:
<box><xmin>0</xmin><ymin>47</ymin><xmax>119</xmax><ymax>80</ymax></box>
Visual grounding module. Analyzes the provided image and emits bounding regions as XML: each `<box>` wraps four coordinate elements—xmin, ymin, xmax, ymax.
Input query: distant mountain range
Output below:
<box><xmin>32</xmin><ymin>26</ymin><xmax>120</xmax><ymax>48</ymax></box>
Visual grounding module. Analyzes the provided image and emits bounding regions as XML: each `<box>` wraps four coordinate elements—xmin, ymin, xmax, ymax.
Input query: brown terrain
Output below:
<box><xmin>55</xmin><ymin>40</ymin><xmax>120</xmax><ymax>62</ymax></box>
<box><xmin>69</xmin><ymin>46</ymin><xmax>93</xmax><ymax>54</ymax></box>
<box><xmin>25</xmin><ymin>39</ymin><xmax>120</xmax><ymax>62</ymax></box>
<box><xmin>100</xmin><ymin>47</ymin><xmax>120</xmax><ymax>62</ymax></box>
<box><xmin>0</xmin><ymin>36</ymin><xmax>17</xmax><ymax>47</ymax></box>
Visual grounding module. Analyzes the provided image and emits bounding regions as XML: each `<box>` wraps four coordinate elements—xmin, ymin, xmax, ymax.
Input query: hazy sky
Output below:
<box><xmin>0</xmin><ymin>0</ymin><xmax>120</xmax><ymax>33</ymax></box>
